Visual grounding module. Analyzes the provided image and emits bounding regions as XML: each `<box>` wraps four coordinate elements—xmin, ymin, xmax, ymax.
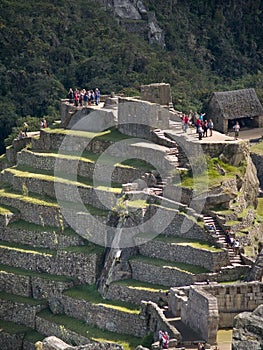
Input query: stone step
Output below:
<box><xmin>0</xmin><ymin>291</ymin><xmax>47</xmax><ymax>328</ymax></box>
<box><xmin>0</xmin><ymin>241</ymin><xmax>102</xmax><ymax>284</ymax></box>
<box><xmin>0</xmin><ymin>264</ymin><xmax>75</xmax><ymax>299</ymax></box>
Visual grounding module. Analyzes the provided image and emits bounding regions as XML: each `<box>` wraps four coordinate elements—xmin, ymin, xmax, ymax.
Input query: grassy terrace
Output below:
<box><xmin>24</xmin><ymin>149</ymin><xmax>154</xmax><ymax>170</ymax></box>
<box><xmin>64</xmin><ymin>284</ymin><xmax>140</xmax><ymax>314</ymax></box>
<box><xmin>250</xmin><ymin>140</ymin><xmax>263</xmax><ymax>155</ymax></box>
<box><xmin>37</xmin><ymin>309</ymin><xmax>152</xmax><ymax>350</ymax></box>
<box><xmin>0</xmin><ymin>319</ymin><xmax>32</xmax><ymax>334</ymax></box>
<box><xmin>0</xmin><ymin>264</ymin><xmax>74</xmax><ymax>283</ymax></box>
<box><xmin>0</xmin><ymin>240</ymin><xmax>103</xmax><ymax>256</ymax></box>
<box><xmin>0</xmin><ymin>291</ymin><xmax>47</xmax><ymax>305</ymax></box>
<box><xmin>113</xmin><ymin>279</ymin><xmax>169</xmax><ymax>292</ymax></box>
<box><xmin>0</xmin><ymin>185</ymin><xmax>110</xmax><ymax>217</ymax></box>
<box><xmin>0</xmin><ymin>203</ymin><xmax>19</xmax><ymax>215</ymax></box>
<box><xmin>155</xmin><ymin>236</ymin><xmax>222</xmax><ymax>252</ymax></box>
<box><xmin>130</xmin><ymin>255</ymin><xmax>209</xmax><ymax>274</ymax></box>
<box><xmin>0</xmin><ymin>241</ymin><xmax>55</xmax><ymax>257</ymax></box>
<box><xmin>44</xmin><ymin>127</ymin><xmax>130</xmax><ymax>141</ymax></box>
<box><xmin>4</xmin><ymin>166</ymin><xmax>122</xmax><ymax>193</ymax></box>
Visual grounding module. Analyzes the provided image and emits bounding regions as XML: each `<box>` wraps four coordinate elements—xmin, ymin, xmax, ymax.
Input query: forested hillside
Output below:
<box><xmin>1</xmin><ymin>0</ymin><xmax>263</xmax><ymax>154</ymax></box>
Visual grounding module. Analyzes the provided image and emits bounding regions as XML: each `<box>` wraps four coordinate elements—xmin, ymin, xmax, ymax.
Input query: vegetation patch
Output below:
<box><xmin>0</xmin><ymin>241</ymin><xmax>55</xmax><ymax>256</ymax></box>
<box><xmin>0</xmin><ymin>319</ymin><xmax>31</xmax><ymax>334</ymax></box>
<box><xmin>250</xmin><ymin>141</ymin><xmax>263</xmax><ymax>155</ymax></box>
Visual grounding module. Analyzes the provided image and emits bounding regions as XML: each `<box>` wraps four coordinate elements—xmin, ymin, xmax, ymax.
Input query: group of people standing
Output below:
<box><xmin>158</xmin><ymin>330</ymin><xmax>170</xmax><ymax>349</ymax></box>
<box><xmin>180</xmin><ymin>112</ymin><xmax>214</xmax><ymax>140</ymax></box>
<box><xmin>68</xmin><ymin>87</ymin><xmax>101</xmax><ymax>107</ymax></box>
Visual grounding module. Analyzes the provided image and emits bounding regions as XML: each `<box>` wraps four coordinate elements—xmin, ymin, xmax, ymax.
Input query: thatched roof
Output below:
<box><xmin>210</xmin><ymin>88</ymin><xmax>263</xmax><ymax>120</ymax></box>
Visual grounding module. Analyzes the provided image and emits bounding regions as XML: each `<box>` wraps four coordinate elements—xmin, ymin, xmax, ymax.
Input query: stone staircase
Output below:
<box><xmin>203</xmin><ymin>215</ymin><xmax>243</xmax><ymax>266</ymax></box>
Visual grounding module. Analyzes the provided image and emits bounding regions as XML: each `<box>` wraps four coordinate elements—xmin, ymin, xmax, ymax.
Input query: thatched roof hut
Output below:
<box><xmin>207</xmin><ymin>88</ymin><xmax>263</xmax><ymax>133</ymax></box>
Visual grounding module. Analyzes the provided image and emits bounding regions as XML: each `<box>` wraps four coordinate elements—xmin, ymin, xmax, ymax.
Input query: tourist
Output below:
<box><xmin>74</xmin><ymin>89</ymin><xmax>79</xmax><ymax>107</ymax></box>
<box><xmin>198</xmin><ymin>124</ymin><xmax>203</xmax><ymax>140</ymax></box>
<box><xmin>233</xmin><ymin>121</ymin><xmax>240</xmax><ymax>139</ymax></box>
<box><xmin>225</xmin><ymin>231</ymin><xmax>232</xmax><ymax>247</ymax></box>
<box><xmin>233</xmin><ymin>239</ymin><xmax>240</xmax><ymax>255</ymax></box>
<box><xmin>95</xmin><ymin>87</ymin><xmax>100</xmax><ymax>105</ymax></box>
<box><xmin>23</xmin><ymin>122</ymin><xmax>28</xmax><ymax>137</ymax></box>
<box><xmin>203</xmin><ymin>120</ymin><xmax>208</xmax><ymax>137</ymax></box>
<box><xmin>162</xmin><ymin>331</ymin><xmax>169</xmax><ymax>349</ymax></box>
<box><xmin>208</xmin><ymin>119</ymin><xmax>214</xmax><ymax>136</ymax></box>
<box><xmin>68</xmin><ymin>88</ymin><xmax>74</xmax><ymax>103</ymax></box>
<box><xmin>158</xmin><ymin>330</ymin><xmax>164</xmax><ymax>348</ymax></box>
<box><xmin>183</xmin><ymin>114</ymin><xmax>189</xmax><ymax>133</ymax></box>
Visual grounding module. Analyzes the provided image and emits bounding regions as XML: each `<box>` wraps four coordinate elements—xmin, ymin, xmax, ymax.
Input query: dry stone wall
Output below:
<box><xmin>61</xmin><ymin>294</ymin><xmax>148</xmax><ymax>337</ymax></box>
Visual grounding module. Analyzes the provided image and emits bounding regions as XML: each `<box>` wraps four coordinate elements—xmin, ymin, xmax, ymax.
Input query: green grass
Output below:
<box><xmin>64</xmin><ymin>284</ymin><xmax>140</xmax><ymax>314</ymax></box>
<box><xmin>5</xmin><ymin>166</ymin><xmax>122</xmax><ymax>193</ymax></box>
<box><xmin>0</xmin><ymin>241</ymin><xmax>55</xmax><ymax>256</ymax></box>
<box><xmin>173</xmin><ymin>156</ymin><xmax>247</xmax><ymax>191</ymax></box>
<box><xmin>44</xmin><ymin>127</ymin><xmax>130</xmax><ymax>142</ymax></box>
<box><xmin>257</xmin><ymin>198</ymin><xmax>263</xmax><ymax>217</ymax></box>
<box><xmin>37</xmin><ymin>309</ymin><xmax>152</xmax><ymax>350</ymax></box>
<box><xmin>0</xmin><ymin>186</ymin><xmax>110</xmax><ymax>217</ymax></box>
<box><xmin>113</xmin><ymin>279</ymin><xmax>169</xmax><ymax>292</ymax></box>
<box><xmin>155</xmin><ymin>236</ymin><xmax>222</xmax><ymax>252</ymax></box>
<box><xmin>0</xmin><ymin>291</ymin><xmax>48</xmax><ymax>305</ymax></box>
<box><xmin>130</xmin><ymin>255</ymin><xmax>209</xmax><ymax>274</ymax></box>
<box><xmin>25</xmin><ymin>149</ymin><xmax>153</xmax><ymax>171</ymax></box>
<box><xmin>250</xmin><ymin>141</ymin><xmax>263</xmax><ymax>155</ymax></box>
<box><xmin>0</xmin><ymin>319</ymin><xmax>31</xmax><ymax>334</ymax></box>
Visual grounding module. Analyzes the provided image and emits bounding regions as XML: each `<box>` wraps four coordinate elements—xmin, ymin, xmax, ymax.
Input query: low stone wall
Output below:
<box><xmin>61</xmin><ymin>294</ymin><xmax>147</xmax><ymax>337</ymax></box>
<box><xmin>0</xmin><ymin>246</ymin><xmax>101</xmax><ymax>284</ymax></box>
<box><xmin>0</xmin><ymin>299</ymin><xmax>47</xmax><ymax>328</ymax></box>
<box><xmin>138</xmin><ymin>240</ymin><xmax>229</xmax><ymax>272</ymax></box>
<box><xmin>105</xmin><ymin>282</ymin><xmax>168</xmax><ymax>305</ymax></box>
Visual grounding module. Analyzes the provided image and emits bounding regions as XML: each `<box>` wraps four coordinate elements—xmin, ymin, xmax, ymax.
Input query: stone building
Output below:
<box><xmin>206</xmin><ymin>88</ymin><xmax>263</xmax><ymax>133</ymax></box>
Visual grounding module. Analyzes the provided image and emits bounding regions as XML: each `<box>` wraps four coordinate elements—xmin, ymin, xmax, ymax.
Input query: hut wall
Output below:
<box><xmin>207</xmin><ymin>97</ymin><xmax>226</xmax><ymax>133</ymax></box>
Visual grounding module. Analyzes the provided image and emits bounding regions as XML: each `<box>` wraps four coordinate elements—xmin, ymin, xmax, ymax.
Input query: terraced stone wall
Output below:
<box><xmin>251</xmin><ymin>152</ymin><xmax>263</xmax><ymax>189</ymax></box>
<box><xmin>0</xmin><ymin>248</ymin><xmax>101</xmax><ymax>284</ymax></box>
<box><xmin>61</xmin><ymin>295</ymin><xmax>148</xmax><ymax>337</ymax></box>
<box><xmin>105</xmin><ymin>283</ymin><xmax>168</xmax><ymax>305</ymax></box>
<box><xmin>138</xmin><ymin>240</ymin><xmax>229</xmax><ymax>272</ymax></box>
